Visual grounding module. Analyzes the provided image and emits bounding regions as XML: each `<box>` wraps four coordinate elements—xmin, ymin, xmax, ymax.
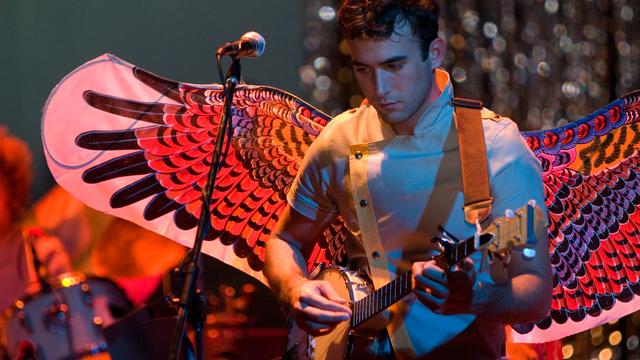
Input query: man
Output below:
<box><xmin>264</xmin><ymin>1</ymin><xmax>552</xmax><ymax>358</ymax></box>
<box><xmin>0</xmin><ymin>126</ymin><xmax>72</xmax><ymax>314</ymax></box>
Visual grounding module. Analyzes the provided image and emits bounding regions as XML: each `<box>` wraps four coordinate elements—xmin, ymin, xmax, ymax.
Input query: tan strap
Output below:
<box><xmin>348</xmin><ymin>144</ymin><xmax>415</xmax><ymax>359</ymax></box>
<box><xmin>453</xmin><ymin>97</ymin><xmax>493</xmax><ymax>224</ymax></box>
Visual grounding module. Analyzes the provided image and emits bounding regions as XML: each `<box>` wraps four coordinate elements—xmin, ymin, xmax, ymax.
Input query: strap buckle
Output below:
<box><xmin>463</xmin><ymin>198</ymin><xmax>494</xmax><ymax>224</ymax></box>
<box><xmin>452</xmin><ymin>97</ymin><xmax>483</xmax><ymax>109</ymax></box>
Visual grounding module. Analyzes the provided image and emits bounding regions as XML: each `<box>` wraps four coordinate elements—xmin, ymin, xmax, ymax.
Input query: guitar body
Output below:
<box><xmin>285</xmin><ymin>266</ymin><xmax>374</xmax><ymax>360</ymax></box>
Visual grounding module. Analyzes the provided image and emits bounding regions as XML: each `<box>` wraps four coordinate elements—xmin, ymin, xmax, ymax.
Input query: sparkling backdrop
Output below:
<box><xmin>300</xmin><ymin>0</ymin><xmax>640</xmax><ymax>130</ymax></box>
<box><xmin>299</xmin><ymin>0</ymin><xmax>640</xmax><ymax>358</ymax></box>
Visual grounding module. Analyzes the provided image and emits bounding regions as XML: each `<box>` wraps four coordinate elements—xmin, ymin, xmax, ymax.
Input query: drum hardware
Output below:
<box><xmin>43</xmin><ymin>298</ymin><xmax>70</xmax><ymax>334</ymax></box>
<box><xmin>82</xmin><ymin>283</ymin><xmax>94</xmax><ymax>306</ymax></box>
<box><xmin>94</xmin><ymin>316</ymin><xmax>104</xmax><ymax>327</ymax></box>
<box><xmin>14</xmin><ymin>304</ymin><xmax>33</xmax><ymax>335</ymax></box>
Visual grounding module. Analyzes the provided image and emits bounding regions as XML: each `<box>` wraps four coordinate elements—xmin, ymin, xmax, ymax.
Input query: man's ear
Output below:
<box><xmin>428</xmin><ymin>37</ymin><xmax>447</xmax><ymax>68</ymax></box>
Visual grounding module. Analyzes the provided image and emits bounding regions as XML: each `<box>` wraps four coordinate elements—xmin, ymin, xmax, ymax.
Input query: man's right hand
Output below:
<box><xmin>290</xmin><ymin>279</ymin><xmax>352</xmax><ymax>336</ymax></box>
<box><xmin>264</xmin><ymin>206</ymin><xmax>351</xmax><ymax>335</ymax></box>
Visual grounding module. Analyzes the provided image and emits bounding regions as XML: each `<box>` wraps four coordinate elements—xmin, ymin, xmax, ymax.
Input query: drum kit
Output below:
<box><xmin>0</xmin><ymin>228</ymin><xmax>188</xmax><ymax>360</ymax></box>
<box><xmin>0</xmin><ymin>187</ymin><xmax>197</xmax><ymax>360</ymax></box>
<box><xmin>1</xmin><ymin>272</ymin><xmax>132</xmax><ymax>360</ymax></box>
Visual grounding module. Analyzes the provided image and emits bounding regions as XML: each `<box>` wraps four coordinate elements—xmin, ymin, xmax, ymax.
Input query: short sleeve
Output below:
<box><xmin>486</xmin><ymin>120</ymin><xmax>547</xmax><ymax>219</ymax></box>
<box><xmin>286</xmin><ymin>122</ymin><xmax>341</xmax><ymax>221</ymax></box>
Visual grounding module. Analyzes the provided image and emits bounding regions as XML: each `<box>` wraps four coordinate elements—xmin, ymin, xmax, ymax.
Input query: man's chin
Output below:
<box><xmin>371</xmin><ymin>104</ymin><xmax>410</xmax><ymax>124</ymax></box>
<box><xmin>378</xmin><ymin>112</ymin><xmax>408</xmax><ymax>125</ymax></box>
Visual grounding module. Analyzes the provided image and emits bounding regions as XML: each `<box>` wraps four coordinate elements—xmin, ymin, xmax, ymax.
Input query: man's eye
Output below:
<box><xmin>386</xmin><ymin>63</ymin><xmax>403</xmax><ymax>71</ymax></box>
<box><xmin>354</xmin><ymin>67</ymin><xmax>368</xmax><ymax>73</ymax></box>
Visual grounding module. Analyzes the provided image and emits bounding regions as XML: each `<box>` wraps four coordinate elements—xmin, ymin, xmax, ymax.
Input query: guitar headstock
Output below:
<box><xmin>482</xmin><ymin>201</ymin><xmax>546</xmax><ymax>257</ymax></box>
<box><xmin>435</xmin><ymin>201</ymin><xmax>545</xmax><ymax>267</ymax></box>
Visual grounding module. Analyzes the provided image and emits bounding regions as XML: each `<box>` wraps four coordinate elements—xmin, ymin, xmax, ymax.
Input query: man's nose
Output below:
<box><xmin>374</xmin><ymin>70</ymin><xmax>390</xmax><ymax>98</ymax></box>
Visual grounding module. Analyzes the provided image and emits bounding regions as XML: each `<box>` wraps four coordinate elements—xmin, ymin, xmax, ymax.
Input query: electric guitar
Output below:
<box><xmin>284</xmin><ymin>202</ymin><xmax>545</xmax><ymax>359</ymax></box>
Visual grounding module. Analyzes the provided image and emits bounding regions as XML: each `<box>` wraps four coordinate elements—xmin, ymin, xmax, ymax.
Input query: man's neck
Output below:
<box><xmin>390</xmin><ymin>81</ymin><xmax>442</xmax><ymax>136</ymax></box>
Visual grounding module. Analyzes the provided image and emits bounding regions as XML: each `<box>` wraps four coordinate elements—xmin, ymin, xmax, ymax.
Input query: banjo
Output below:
<box><xmin>285</xmin><ymin>202</ymin><xmax>544</xmax><ymax>360</ymax></box>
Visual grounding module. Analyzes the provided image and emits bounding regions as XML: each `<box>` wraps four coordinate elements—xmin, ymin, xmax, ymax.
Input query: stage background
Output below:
<box><xmin>2</xmin><ymin>1</ymin><xmax>640</xmax><ymax>358</ymax></box>
<box><xmin>0</xmin><ymin>0</ymin><xmax>305</xmax><ymax>200</ymax></box>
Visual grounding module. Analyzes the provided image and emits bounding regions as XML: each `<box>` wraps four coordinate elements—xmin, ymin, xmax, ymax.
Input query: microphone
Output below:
<box><xmin>216</xmin><ymin>31</ymin><xmax>266</xmax><ymax>58</ymax></box>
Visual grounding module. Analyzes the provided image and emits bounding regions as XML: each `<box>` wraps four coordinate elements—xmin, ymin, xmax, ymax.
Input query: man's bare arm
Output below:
<box><xmin>468</xmin><ymin>223</ymin><xmax>553</xmax><ymax>323</ymax></box>
<box><xmin>263</xmin><ymin>206</ymin><xmax>310</xmax><ymax>305</ymax></box>
<box><xmin>264</xmin><ymin>205</ymin><xmax>351</xmax><ymax>335</ymax></box>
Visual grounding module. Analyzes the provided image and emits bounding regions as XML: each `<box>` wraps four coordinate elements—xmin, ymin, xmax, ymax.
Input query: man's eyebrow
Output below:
<box><xmin>351</xmin><ymin>56</ymin><xmax>408</xmax><ymax>67</ymax></box>
<box><xmin>380</xmin><ymin>55</ymin><xmax>408</xmax><ymax>65</ymax></box>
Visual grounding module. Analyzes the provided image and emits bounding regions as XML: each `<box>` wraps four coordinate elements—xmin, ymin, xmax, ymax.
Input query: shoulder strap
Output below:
<box><xmin>348</xmin><ymin>143</ymin><xmax>416</xmax><ymax>359</ymax></box>
<box><xmin>453</xmin><ymin>97</ymin><xmax>493</xmax><ymax>224</ymax></box>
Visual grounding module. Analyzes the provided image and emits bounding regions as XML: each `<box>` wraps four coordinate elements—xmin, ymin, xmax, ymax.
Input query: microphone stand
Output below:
<box><xmin>167</xmin><ymin>56</ymin><xmax>242</xmax><ymax>360</ymax></box>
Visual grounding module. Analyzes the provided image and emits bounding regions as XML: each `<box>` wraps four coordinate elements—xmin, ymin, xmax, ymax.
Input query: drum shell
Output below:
<box><xmin>2</xmin><ymin>273</ymin><xmax>131</xmax><ymax>360</ymax></box>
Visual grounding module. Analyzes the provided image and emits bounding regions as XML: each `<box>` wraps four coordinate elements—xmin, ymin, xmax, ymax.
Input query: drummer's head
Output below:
<box><xmin>0</xmin><ymin>127</ymin><xmax>32</xmax><ymax>235</ymax></box>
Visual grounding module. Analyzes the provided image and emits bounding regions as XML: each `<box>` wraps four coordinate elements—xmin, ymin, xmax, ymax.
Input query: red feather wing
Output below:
<box><xmin>43</xmin><ymin>54</ymin><xmax>347</xmax><ymax>282</ymax></box>
<box><xmin>512</xmin><ymin>90</ymin><xmax>640</xmax><ymax>342</ymax></box>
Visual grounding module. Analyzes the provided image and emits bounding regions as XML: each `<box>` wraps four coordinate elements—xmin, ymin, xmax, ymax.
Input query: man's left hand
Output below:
<box><xmin>412</xmin><ymin>258</ymin><xmax>476</xmax><ymax>314</ymax></box>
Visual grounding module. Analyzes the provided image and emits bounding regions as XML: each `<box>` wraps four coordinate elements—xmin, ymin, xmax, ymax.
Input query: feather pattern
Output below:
<box><xmin>512</xmin><ymin>90</ymin><xmax>640</xmax><ymax>341</ymax></box>
<box><xmin>42</xmin><ymin>54</ymin><xmax>640</xmax><ymax>342</ymax></box>
<box><xmin>43</xmin><ymin>54</ymin><xmax>346</xmax><ymax>276</ymax></box>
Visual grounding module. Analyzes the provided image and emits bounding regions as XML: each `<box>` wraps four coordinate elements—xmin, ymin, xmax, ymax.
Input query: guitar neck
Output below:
<box><xmin>350</xmin><ymin>233</ymin><xmax>491</xmax><ymax>328</ymax></box>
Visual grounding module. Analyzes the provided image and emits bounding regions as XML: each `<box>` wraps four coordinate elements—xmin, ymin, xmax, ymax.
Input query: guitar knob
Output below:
<box><xmin>504</xmin><ymin>209</ymin><xmax>514</xmax><ymax>218</ymax></box>
<box><xmin>523</xmin><ymin>248</ymin><xmax>536</xmax><ymax>259</ymax></box>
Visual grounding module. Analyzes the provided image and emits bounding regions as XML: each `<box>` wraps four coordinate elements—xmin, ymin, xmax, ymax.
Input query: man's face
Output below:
<box><xmin>348</xmin><ymin>22</ymin><xmax>443</xmax><ymax>134</ymax></box>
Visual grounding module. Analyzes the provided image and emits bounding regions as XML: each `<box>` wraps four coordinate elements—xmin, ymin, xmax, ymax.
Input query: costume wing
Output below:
<box><xmin>511</xmin><ymin>90</ymin><xmax>640</xmax><ymax>342</ymax></box>
<box><xmin>42</xmin><ymin>54</ymin><xmax>347</xmax><ymax>283</ymax></box>
<box><xmin>45</xmin><ymin>54</ymin><xmax>640</xmax><ymax>340</ymax></box>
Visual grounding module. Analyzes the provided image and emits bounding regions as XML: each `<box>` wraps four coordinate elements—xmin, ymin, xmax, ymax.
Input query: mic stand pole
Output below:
<box><xmin>168</xmin><ymin>56</ymin><xmax>242</xmax><ymax>360</ymax></box>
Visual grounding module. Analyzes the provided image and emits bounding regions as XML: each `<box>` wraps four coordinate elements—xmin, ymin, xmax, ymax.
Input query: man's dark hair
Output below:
<box><xmin>337</xmin><ymin>0</ymin><xmax>440</xmax><ymax>59</ymax></box>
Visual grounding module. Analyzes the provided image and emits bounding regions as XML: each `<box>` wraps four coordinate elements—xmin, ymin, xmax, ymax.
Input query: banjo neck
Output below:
<box><xmin>350</xmin><ymin>232</ymin><xmax>493</xmax><ymax>328</ymax></box>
